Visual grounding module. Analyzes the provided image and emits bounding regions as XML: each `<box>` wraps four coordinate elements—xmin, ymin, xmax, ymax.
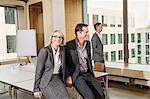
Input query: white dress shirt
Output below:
<box><xmin>52</xmin><ymin>47</ymin><xmax>61</xmax><ymax>74</ymax></box>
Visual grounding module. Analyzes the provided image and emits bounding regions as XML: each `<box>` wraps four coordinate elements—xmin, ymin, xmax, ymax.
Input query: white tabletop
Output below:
<box><xmin>12</xmin><ymin>79</ymin><xmax>34</xmax><ymax>92</ymax></box>
<box><xmin>94</xmin><ymin>71</ymin><xmax>109</xmax><ymax>78</ymax></box>
<box><xmin>0</xmin><ymin>69</ymin><xmax>34</xmax><ymax>84</ymax></box>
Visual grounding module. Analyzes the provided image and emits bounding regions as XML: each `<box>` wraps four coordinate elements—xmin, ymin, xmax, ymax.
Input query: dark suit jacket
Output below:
<box><xmin>33</xmin><ymin>45</ymin><xmax>65</xmax><ymax>92</ymax></box>
<box><xmin>91</xmin><ymin>33</ymin><xmax>104</xmax><ymax>63</ymax></box>
<box><xmin>65</xmin><ymin>39</ymin><xmax>95</xmax><ymax>84</ymax></box>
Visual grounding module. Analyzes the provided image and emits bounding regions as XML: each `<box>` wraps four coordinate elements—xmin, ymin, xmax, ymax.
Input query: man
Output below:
<box><xmin>65</xmin><ymin>23</ymin><xmax>105</xmax><ymax>99</ymax></box>
<box><xmin>91</xmin><ymin>23</ymin><xmax>105</xmax><ymax>72</ymax></box>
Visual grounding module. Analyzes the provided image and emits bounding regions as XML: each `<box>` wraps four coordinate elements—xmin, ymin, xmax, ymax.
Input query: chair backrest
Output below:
<box><xmin>94</xmin><ymin>62</ymin><xmax>106</xmax><ymax>72</ymax></box>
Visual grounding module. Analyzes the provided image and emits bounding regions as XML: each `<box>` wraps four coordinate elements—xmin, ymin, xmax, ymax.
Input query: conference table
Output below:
<box><xmin>0</xmin><ymin>63</ymin><xmax>35</xmax><ymax>99</ymax></box>
<box><xmin>105</xmin><ymin>62</ymin><xmax>150</xmax><ymax>80</ymax></box>
<box><xmin>0</xmin><ymin>63</ymin><xmax>110</xmax><ymax>99</ymax></box>
<box><xmin>105</xmin><ymin>62</ymin><xmax>150</xmax><ymax>86</ymax></box>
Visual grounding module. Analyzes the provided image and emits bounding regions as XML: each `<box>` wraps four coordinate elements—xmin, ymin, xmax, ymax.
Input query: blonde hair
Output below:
<box><xmin>50</xmin><ymin>30</ymin><xmax>64</xmax><ymax>44</ymax></box>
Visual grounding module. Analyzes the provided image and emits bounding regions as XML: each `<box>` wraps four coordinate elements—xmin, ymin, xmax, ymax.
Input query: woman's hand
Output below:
<box><xmin>34</xmin><ymin>92</ymin><xmax>43</xmax><ymax>98</ymax></box>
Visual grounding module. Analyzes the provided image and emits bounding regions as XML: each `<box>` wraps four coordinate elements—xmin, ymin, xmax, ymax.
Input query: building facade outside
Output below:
<box><xmin>87</xmin><ymin>7</ymin><xmax>150</xmax><ymax>64</ymax></box>
<box><xmin>0</xmin><ymin>7</ymin><xmax>17</xmax><ymax>61</ymax></box>
<box><xmin>136</xmin><ymin>28</ymin><xmax>150</xmax><ymax>64</ymax></box>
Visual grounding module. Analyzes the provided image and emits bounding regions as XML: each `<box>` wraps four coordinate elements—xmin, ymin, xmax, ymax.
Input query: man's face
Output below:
<box><xmin>78</xmin><ymin>26</ymin><xmax>89</xmax><ymax>41</ymax></box>
<box><xmin>96</xmin><ymin>24</ymin><xmax>103</xmax><ymax>33</ymax></box>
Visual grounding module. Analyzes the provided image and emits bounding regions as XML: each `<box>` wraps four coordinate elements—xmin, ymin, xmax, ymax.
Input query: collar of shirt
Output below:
<box><xmin>75</xmin><ymin>38</ymin><xmax>87</xmax><ymax>50</ymax></box>
<box><xmin>96</xmin><ymin>32</ymin><xmax>103</xmax><ymax>41</ymax></box>
<box><xmin>96</xmin><ymin>32</ymin><xmax>101</xmax><ymax>38</ymax></box>
<box><xmin>52</xmin><ymin>46</ymin><xmax>60</xmax><ymax>55</ymax></box>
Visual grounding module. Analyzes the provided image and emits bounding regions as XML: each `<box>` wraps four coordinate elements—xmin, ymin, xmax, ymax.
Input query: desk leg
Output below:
<box><xmin>105</xmin><ymin>76</ymin><xmax>109</xmax><ymax>99</ymax></box>
<box><xmin>11</xmin><ymin>87</ymin><xmax>17</xmax><ymax>99</ymax></box>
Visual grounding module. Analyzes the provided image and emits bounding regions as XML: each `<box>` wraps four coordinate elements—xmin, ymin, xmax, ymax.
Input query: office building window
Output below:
<box><xmin>118</xmin><ymin>50</ymin><xmax>123</xmax><ymax>60</ymax></box>
<box><xmin>146</xmin><ymin>57</ymin><xmax>149</xmax><ymax>64</ymax></box>
<box><xmin>102</xmin><ymin>15</ymin><xmax>107</xmax><ymax>27</ymax></box>
<box><xmin>93</xmin><ymin>14</ymin><xmax>98</xmax><ymax>25</ymax></box>
<box><xmin>111</xmin><ymin>34</ymin><xmax>115</xmax><ymax>44</ymax></box>
<box><xmin>118</xmin><ymin>34</ymin><xmax>122</xmax><ymax>44</ymax></box>
<box><xmin>111</xmin><ymin>51</ymin><xmax>116</xmax><ymax>61</ymax></box>
<box><xmin>145</xmin><ymin>32</ymin><xmax>149</xmax><ymax>43</ymax></box>
<box><xmin>87</xmin><ymin>14</ymin><xmax>89</xmax><ymax>25</ymax></box>
<box><xmin>117</xmin><ymin>16</ymin><xmax>122</xmax><ymax>27</ymax></box>
<box><xmin>137</xmin><ymin>33</ymin><xmax>141</xmax><ymax>43</ymax></box>
<box><xmin>6</xmin><ymin>35</ymin><xmax>16</xmax><ymax>53</ymax></box>
<box><xmin>104</xmin><ymin>52</ymin><xmax>108</xmax><ymax>61</ymax></box>
<box><xmin>138</xmin><ymin>56</ymin><xmax>141</xmax><ymax>64</ymax></box>
<box><xmin>131</xmin><ymin>33</ymin><xmax>135</xmax><ymax>43</ymax></box>
<box><xmin>137</xmin><ymin>45</ymin><xmax>141</xmax><ymax>55</ymax></box>
<box><xmin>4</xmin><ymin>7</ymin><xmax>15</xmax><ymax>24</ymax></box>
<box><xmin>102</xmin><ymin>34</ymin><xmax>108</xmax><ymax>45</ymax></box>
<box><xmin>128</xmin><ymin>17</ymin><xmax>135</xmax><ymax>28</ymax></box>
<box><xmin>110</xmin><ymin>16</ymin><xmax>115</xmax><ymax>27</ymax></box>
<box><xmin>146</xmin><ymin>45</ymin><xmax>149</xmax><ymax>55</ymax></box>
<box><xmin>131</xmin><ymin>49</ymin><xmax>135</xmax><ymax>58</ymax></box>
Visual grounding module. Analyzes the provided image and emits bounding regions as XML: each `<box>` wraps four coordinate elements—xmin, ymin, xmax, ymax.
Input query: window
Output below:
<box><xmin>137</xmin><ymin>33</ymin><xmax>141</xmax><ymax>43</ymax></box>
<box><xmin>118</xmin><ymin>34</ymin><xmax>122</xmax><ymax>44</ymax></box>
<box><xmin>87</xmin><ymin>14</ymin><xmax>89</xmax><ymax>25</ymax></box>
<box><xmin>145</xmin><ymin>32</ymin><xmax>149</xmax><ymax>43</ymax></box>
<box><xmin>137</xmin><ymin>45</ymin><xmax>141</xmax><ymax>55</ymax></box>
<box><xmin>93</xmin><ymin>14</ymin><xmax>98</xmax><ymax>25</ymax></box>
<box><xmin>117</xmin><ymin>16</ymin><xmax>122</xmax><ymax>27</ymax></box>
<box><xmin>104</xmin><ymin>52</ymin><xmax>108</xmax><ymax>61</ymax></box>
<box><xmin>118</xmin><ymin>50</ymin><xmax>123</xmax><ymax>60</ymax></box>
<box><xmin>146</xmin><ymin>45</ymin><xmax>149</xmax><ymax>55</ymax></box>
<box><xmin>128</xmin><ymin>16</ymin><xmax>135</xmax><ymax>28</ymax></box>
<box><xmin>4</xmin><ymin>7</ymin><xmax>15</xmax><ymax>24</ymax></box>
<box><xmin>131</xmin><ymin>49</ymin><xmax>135</xmax><ymax>58</ymax></box>
<box><xmin>138</xmin><ymin>56</ymin><xmax>141</xmax><ymax>64</ymax></box>
<box><xmin>102</xmin><ymin>34</ymin><xmax>108</xmax><ymax>45</ymax></box>
<box><xmin>131</xmin><ymin>34</ymin><xmax>135</xmax><ymax>43</ymax></box>
<box><xmin>102</xmin><ymin>15</ymin><xmax>107</xmax><ymax>27</ymax></box>
<box><xmin>6</xmin><ymin>35</ymin><xmax>16</xmax><ymax>53</ymax></box>
<box><xmin>111</xmin><ymin>34</ymin><xmax>115</xmax><ymax>44</ymax></box>
<box><xmin>146</xmin><ymin>57</ymin><xmax>149</xmax><ymax>64</ymax></box>
<box><xmin>110</xmin><ymin>16</ymin><xmax>115</xmax><ymax>27</ymax></box>
<box><xmin>111</xmin><ymin>51</ymin><xmax>116</xmax><ymax>61</ymax></box>
<box><xmin>0</xmin><ymin>6</ymin><xmax>17</xmax><ymax>61</ymax></box>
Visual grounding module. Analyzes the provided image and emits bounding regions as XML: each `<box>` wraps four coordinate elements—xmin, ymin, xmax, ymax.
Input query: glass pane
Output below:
<box><xmin>6</xmin><ymin>36</ymin><xmax>16</xmax><ymax>53</ymax></box>
<box><xmin>118</xmin><ymin>34</ymin><xmax>122</xmax><ymax>44</ymax></box>
<box><xmin>0</xmin><ymin>7</ymin><xmax>17</xmax><ymax>61</ymax></box>
<box><xmin>88</xmin><ymin>0</ymin><xmax>122</xmax><ymax>62</ymax></box>
<box><xmin>128</xmin><ymin>0</ymin><xmax>150</xmax><ymax>64</ymax></box>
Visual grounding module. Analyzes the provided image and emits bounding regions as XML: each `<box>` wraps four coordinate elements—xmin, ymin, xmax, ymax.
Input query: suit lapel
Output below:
<box><xmin>86</xmin><ymin>41</ymin><xmax>90</xmax><ymax>59</ymax></box>
<box><xmin>95</xmin><ymin>33</ymin><xmax>102</xmax><ymax>45</ymax></box>
<box><xmin>70</xmin><ymin>40</ymin><xmax>79</xmax><ymax>65</ymax></box>
<box><xmin>47</xmin><ymin>45</ymin><xmax>54</xmax><ymax>67</ymax></box>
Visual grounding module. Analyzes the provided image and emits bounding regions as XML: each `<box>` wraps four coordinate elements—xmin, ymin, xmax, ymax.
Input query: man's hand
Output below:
<box><xmin>66</xmin><ymin>76</ymin><xmax>72</xmax><ymax>87</ymax></box>
<box><xmin>34</xmin><ymin>92</ymin><xmax>43</xmax><ymax>98</ymax></box>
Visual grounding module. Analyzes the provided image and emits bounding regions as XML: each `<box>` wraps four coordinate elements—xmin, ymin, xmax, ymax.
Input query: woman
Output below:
<box><xmin>33</xmin><ymin>30</ymin><xmax>70</xmax><ymax>99</ymax></box>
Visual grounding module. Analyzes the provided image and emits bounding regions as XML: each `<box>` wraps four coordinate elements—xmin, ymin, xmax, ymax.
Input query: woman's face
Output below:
<box><xmin>51</xmin><ymin>32</ymin><xmax>63</xmax><ymax>46</ymax></box>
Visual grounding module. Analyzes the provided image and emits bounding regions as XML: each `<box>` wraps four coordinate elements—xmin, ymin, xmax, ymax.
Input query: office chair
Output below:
<box><xmin>94</xmin><ymin>62</ymin><xmax>109</xmax><ymax>99</ymax></box>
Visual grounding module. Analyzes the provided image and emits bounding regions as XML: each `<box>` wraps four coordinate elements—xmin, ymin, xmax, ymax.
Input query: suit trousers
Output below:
<box><xmin>74</xmin><ymin>72</ymin><xmax>105</xmax><ymax>99</ymax></box>
<box><xmin>41</xmin><ymin>75</ymin><xmax>70</xmax><ymax>99</ymax></box>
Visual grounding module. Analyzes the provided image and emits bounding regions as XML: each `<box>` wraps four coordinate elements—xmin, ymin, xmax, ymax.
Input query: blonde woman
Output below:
<box><xmin>33</xmin><ymin>30</ymin><xmax>69</xmax><ymax>99</ymax></box>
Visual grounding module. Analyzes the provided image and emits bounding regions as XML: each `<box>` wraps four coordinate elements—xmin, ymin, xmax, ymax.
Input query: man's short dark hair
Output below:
<box><xmin>94</xmin><ymin>23</ymin><xmax>101</xmax><ymax>30</ymax></box>
<box><xmin>75</xmin><ymin>23</ymin><xmax>88</xmax><ymax>35</ymax></box>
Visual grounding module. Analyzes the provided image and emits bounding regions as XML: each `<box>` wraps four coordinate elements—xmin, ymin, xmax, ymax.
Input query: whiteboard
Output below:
<box><xmin>16</xmin><ymin>29</ymin><xmax>37</xmax><ymax>57</ymax></box>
